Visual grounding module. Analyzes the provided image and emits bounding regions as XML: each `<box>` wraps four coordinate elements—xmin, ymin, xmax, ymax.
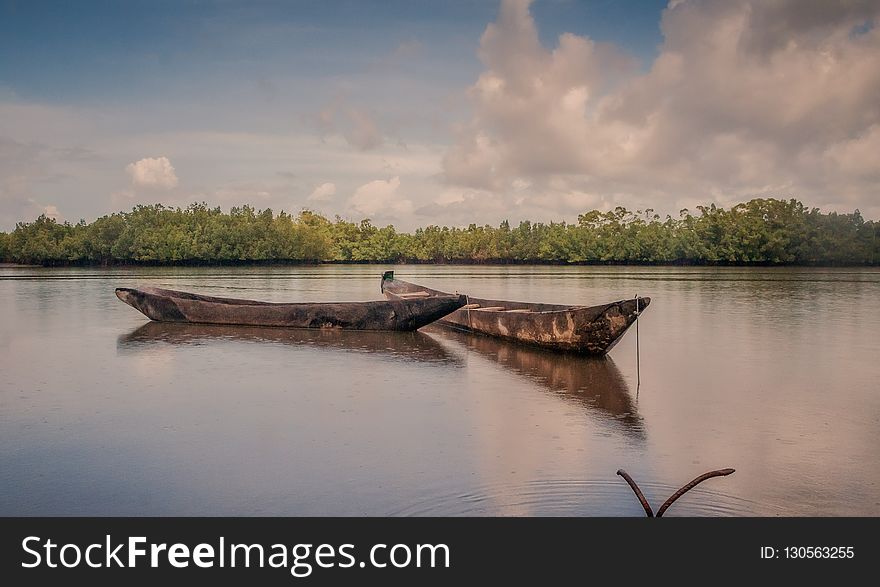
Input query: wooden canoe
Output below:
<box><xmin>380</xmin><ymin>272</ymin><xmax>650</xmax><ymax>355</ymax></box>
<box><xmin>116</xmin><ymin>286</ymin><xmax>466</xmax><ymax>331</ymax></box>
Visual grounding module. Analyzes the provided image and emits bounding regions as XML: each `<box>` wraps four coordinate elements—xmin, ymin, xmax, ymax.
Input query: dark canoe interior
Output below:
<box><xmin>382</xmin><ymin>273</ymin><xmax>601</xmax><ymax>314</ymax></box>
<box><xmin>124</xmin><ymin>286</ymin><xmax>293</xmax><ymax>306</ymax></box>
<box><xmin>122</xmin><ymin>286</ymin><xmax>462</xmax><ymax>309</ymax></box>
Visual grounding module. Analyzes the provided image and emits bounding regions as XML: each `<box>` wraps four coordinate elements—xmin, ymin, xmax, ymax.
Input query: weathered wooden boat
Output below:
<box><xmin>115</xmin><ymin>286</ymin><xmax>466</xmax><ymax>331</ymax></box>
<box><xmin>381</xmin><ymin>271</ymin><xmax>650</xmax><ymax>355</ymax></box>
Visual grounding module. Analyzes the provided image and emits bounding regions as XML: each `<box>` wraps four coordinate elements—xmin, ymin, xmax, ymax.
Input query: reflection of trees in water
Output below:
<box><xmin>426</xmin><ymin>326</ymin><xmax>643</xmax><ymax>439</ymax></box>
<box><xmin>117</xmin><ymin>322</ymin><xmax>462</xmax><ymax>366</ymax></box>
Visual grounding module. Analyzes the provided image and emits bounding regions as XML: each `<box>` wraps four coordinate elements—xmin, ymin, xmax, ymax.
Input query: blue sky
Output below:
<box><xmin>1</xmin><ymin>0</ymin><xmax>877</xmax><ymax>230</ymax></box>
<box><xmin>1</xmin><ymin>0</ymin><xmax>666</xmax><ymax>104</ymax></box>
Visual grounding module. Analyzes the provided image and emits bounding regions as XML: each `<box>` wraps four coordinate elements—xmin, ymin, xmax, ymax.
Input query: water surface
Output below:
<box><xmin>1</xmin><ymin>265</ymin><xmax>878</xmax><ymax>516</ymax></box>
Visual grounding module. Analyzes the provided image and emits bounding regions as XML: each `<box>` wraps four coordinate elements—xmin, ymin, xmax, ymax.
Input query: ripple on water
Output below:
<box><xmin>388</xmin><ymin>478</ymin><xmax>785</xmax><ymax>517</ymax></box>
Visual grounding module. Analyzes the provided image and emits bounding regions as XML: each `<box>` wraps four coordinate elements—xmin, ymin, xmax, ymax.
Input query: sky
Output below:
<box><xmin>1</xmin><ymin>0</ymin><xmax>878</xmax><ymax>231</ymax></box>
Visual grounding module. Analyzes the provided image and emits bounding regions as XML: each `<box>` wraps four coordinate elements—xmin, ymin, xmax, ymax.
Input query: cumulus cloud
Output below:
<box><xmin>125</xmin><ymin>156</ymin><xmax>179</xmax><ymax>189</ymax></box>
<box><xmin>348</xmin><ymin>176</ymin><xmax>412</xmax><ymax>220</ymax></box>
<box><xmin>308</xmin><ymin>182</ymin><xmax>337</xmax><ymax>201</ymax></box>
<box><xmin>444</xmin><ymin>0</ymin><xmax>880</xmax><ymax>217</ymax></box>
<box><xmin>41</xmin><ymin>204</ymin><xmax>62</xmax><ymax>221</ymax></box>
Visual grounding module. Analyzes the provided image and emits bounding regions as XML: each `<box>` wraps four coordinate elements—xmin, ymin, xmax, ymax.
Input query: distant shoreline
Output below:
<box><xmin>2</xmin><ymin>198</ymin><xmax>877</xmax><ymax>266</ymax></box>
<box><xmin>2</xmin><ymin>260</ymin><xmax>877</xmax><ymax>268</ymax></box>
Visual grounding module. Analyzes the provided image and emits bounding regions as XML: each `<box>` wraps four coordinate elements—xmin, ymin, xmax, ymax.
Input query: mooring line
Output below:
<box><xmin>634</xmin><ymin>293</ymin><xmax>641</xmax><ymax>391</ymax></box>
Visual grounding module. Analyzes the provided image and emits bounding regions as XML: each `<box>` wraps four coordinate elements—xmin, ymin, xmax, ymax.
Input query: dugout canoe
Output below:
<box><xmin>115</xmin><ymin>286</ymin><xmax>466</xmax><ymax>331</ymax></box>
<box><xmin>380</xmin><ymin>271</ymin><xmax>649</xmax><ymax>355</ymax></box>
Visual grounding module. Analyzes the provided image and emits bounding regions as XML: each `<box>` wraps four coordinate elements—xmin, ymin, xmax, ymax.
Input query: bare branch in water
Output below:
<box><xmin>616</xmin><ymin>469</ymin><xmax>654</xmax><ymax>517</ymax></box>
<box><xmin>616</xmin><ymin>468</ymin><xmax>736</xmax><ymax>517</ymax></box>
<box><xmin>656</xmin><ymin>468</ymin><xmax>736</xmax><ymax>517</ymax></box>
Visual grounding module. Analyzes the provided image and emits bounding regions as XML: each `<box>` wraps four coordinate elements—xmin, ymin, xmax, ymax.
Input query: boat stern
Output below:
<box><xmin>401</xmin><ymin>294</ymin><xmax>468</xmax><ymax>330</ymax></box>
<box><xmin>115</xmin><ymin>287</ymin><xmax>186</xmax><ymax>322</ymax></box>
<box><xmin>380</xmin><ymin>270</ymin><xmax>394</xmax><ymax>293</ymax></box>
<box><xmin>115</xmin><ymin>287</ymin><xmax>137</xmax><ymax>307</ymax></box>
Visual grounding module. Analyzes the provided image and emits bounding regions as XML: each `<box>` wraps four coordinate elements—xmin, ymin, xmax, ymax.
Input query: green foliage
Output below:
<box><xmin>0</xmin><ymin>231</ymin><xmax>9</xmax><ymax>261</ymax></box>
<box><xmin>2</xmin><ymin>198</ymin><xmax>877</xmax><ymax>266</ymax></box>
<box><xmin>7</xmin><ymin>215</ymin><xmax>74</xmax><ymax>265</ymax></box>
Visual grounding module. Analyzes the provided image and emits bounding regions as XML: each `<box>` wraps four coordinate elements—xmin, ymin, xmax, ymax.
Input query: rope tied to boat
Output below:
<box><xmin>466</xmin><ymin>295</ymin><xmax>472</xmax><ymax>330</ymax></box>
<box><xmin>634</xmin><ymin>294</ymin><xmax>641</xmax><ymax>390</ymax></box>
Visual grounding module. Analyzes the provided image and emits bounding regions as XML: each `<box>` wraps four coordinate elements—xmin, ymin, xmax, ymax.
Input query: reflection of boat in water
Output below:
<box><xmin>426</xmin><ymin>326</ymin><xmax>643</xmax><ymax>436</ymax></box>
<box><xmin>117</xmin><ymin>321</ymin><xmax>461</xmax><ymax>365</ymax></box>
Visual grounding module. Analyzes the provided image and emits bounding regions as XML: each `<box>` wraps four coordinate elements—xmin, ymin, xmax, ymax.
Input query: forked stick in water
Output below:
<box><xmin>616</xmin><ymin>468</ymin><xmax>736</xmax><ymax>517</ymax></box>
<box><xmin>616</xmin><ymin>469</ymin><xmax>654</xmax><ymax>517</ymax></box>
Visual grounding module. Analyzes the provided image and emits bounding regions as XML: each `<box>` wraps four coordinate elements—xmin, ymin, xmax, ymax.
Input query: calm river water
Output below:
<box><xmin>1</xmin><ymin>265</ymin><xmax>878</xmax><ymax>516</ymax></box>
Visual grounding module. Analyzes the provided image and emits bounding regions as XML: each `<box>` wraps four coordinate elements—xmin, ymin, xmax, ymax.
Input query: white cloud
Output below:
<box><xmin>41</xmin><ymin>204</ymin><xmax>62</xmax><ymax>221</ymax></box>
<box><xmin>308</xmin><ymin>182</ymin><xmax>337</xmax><ymax>201</ymax></box>
<box><xmin>348</xmin><ymin>176</ymin><xmax>412</xmax><ymax>220</ymax></box>
<box><xmin>125</xmin><ymin>156</ymin><xmax>179</xmax><ymax>189</ymax></box>
<box><xmin>414</xmin><ymin>188</ymin><xmax>505</xmax><ymax>226</ymax></box>
<box><xmin>443</xmin><ymin>0</ymin><xmax>880</xmax><ymax>218</ymax></box>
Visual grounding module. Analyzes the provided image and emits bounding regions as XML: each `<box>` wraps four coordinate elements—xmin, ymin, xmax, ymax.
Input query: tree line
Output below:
<box><xmin>0</xmin><ymin>198</ymin><xmax>876</xmax><ymax>266</ymax></box>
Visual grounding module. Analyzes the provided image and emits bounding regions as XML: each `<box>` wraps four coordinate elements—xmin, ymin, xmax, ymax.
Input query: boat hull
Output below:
<box><xmin>381</xmin><ymin>274</ymin><xmax>649</xmax><ymax>355</ymax></box>
<box><xmin>116</xmin><ymin>286</ymin><xmax>466</xmax><ymax>331</ymax></box>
